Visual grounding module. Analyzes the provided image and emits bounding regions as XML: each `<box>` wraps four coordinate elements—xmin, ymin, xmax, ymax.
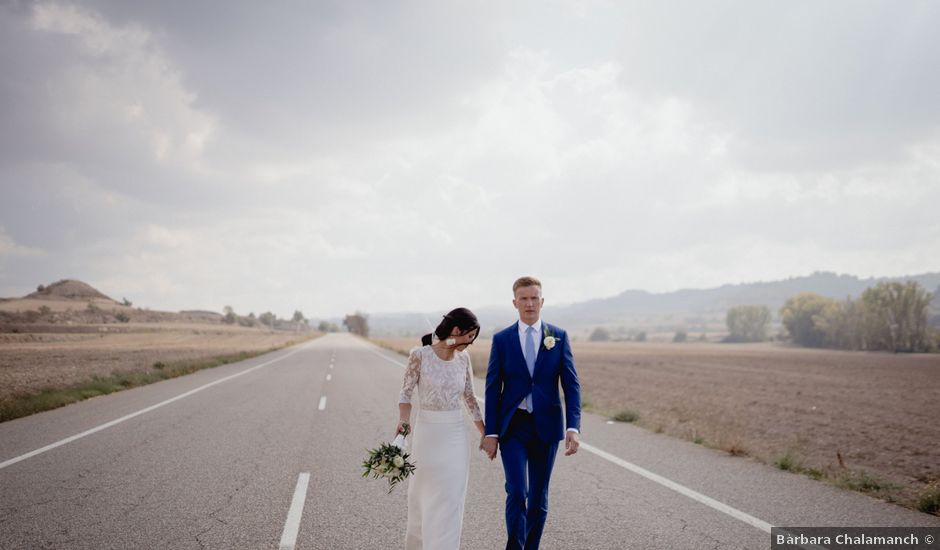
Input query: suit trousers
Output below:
<box><xmin>500</xmin><ymin>409</ymin><xmax>559</xmax><ymax>550</ymax></box>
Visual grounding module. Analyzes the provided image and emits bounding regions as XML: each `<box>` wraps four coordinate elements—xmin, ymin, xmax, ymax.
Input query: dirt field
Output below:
<box><xmin>374</xmin><ymin>337</ymin><xmax>940</xmax><ymax>510</ymax></box>
<box><xmin>0</xmin><ymin>324</ymin><xmax>313</xmax><ymax>405</ymax></box>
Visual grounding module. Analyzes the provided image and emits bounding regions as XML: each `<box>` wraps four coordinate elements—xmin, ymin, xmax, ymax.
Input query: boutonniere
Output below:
<box><xmin>543</xmin><ymin>326</ymin><xmax>558</xmax><ymax>350</ymax></box>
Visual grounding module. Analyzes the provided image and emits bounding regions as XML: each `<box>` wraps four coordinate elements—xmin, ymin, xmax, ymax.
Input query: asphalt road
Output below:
<box><xmin>1</xmin><ymin>333</ymin><xmax>937</xmax><ymax>549</ymax></box>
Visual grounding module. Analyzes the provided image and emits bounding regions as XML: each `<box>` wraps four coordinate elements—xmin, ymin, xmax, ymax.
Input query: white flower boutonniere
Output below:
<box><xmin>543</xmin><ymin>326</ymin><xmax>557</xmax><ymax>350</ymax></box>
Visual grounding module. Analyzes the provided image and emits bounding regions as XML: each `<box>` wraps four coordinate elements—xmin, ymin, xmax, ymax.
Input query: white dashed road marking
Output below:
<box><xmin>278</xmin><ymin>472</ymin><xmax>311</xmax><ymax>550</ymax></box>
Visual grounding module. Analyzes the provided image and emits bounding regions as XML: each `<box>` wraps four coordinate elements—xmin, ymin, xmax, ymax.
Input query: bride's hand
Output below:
<box><xmin>395</xmin><ymin>421</ymin><xmax>411</xmax><ymax>438</ymax></box>
<box><xmin>480</xmin><ymin>436</ymin><xmax>498</xmax><ymax>460</ymax></box>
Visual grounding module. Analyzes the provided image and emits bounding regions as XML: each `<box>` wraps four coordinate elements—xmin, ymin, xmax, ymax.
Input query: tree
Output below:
<box><xmin>292</xmin><ymin>310</ymin><xmax>305</xmax><ymax>323</ymax></box>
<box><xmin>780</xmin><ymin>293</ymin><xmax>834</xmax><ymax>347</ymax></box>
<box><xmin>930</xmin><ymin>285</ymin><xmax>940</xmax><ymax>327</ymax></box>
<box><xmin>725</xmin><ymin>305</ymin><xmax>771</xmax><ymax>342</ymax></box>
<box><xmin>589</xmin><ymin>327</ymin><xmax>610</xmax><ymax>342</ymax></box>
<box><xmin>237</xmin><ymin>315</ymin><xmax>256</xmax><ymax>327</ymax></box>
<box><xmin>673</xmin><ymin>330</ymin><xmax>687</xmax><ymax>343</ymax></box>
<box><xmin>344</xmin><ymin>312</ymin><xmax>369</xmax><ymax>337</ymax></box>
<box><xmin>815</xmin><ymin>298</ymin><xmax>866</xmax><ymax>350</ymax></box>
<box><xmin>860</xmin><ymin>281</ymin><xmax>932</xmax><ymax>352</ymax></box>
<box><xmin>122</xmin><ymin>297</ymin><xmax>133</xmax><ymax>307</ymax></box>
<box><xmin>37</xmin><ymin>284</ymin><xmax>45</xmax><ymax>292</ymax></box>
<box><xmin>259</xmin><ymin>311</ymin><xmax>276</xmax><ymax>328</ymax></box>
<box><xmin>318</xmin><ymin>320</ymin><xmax>339</xmax><ymax>332</ymax></box>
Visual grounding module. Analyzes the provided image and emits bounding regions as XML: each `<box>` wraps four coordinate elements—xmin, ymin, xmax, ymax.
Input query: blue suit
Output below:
<box><xmin>485</xmin><ymin>321</ymin><xmax>581</xmax><ymax>550</ymax></box>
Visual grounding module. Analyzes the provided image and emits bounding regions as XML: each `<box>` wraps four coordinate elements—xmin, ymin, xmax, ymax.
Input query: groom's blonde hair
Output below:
<box><xmin>512</xmin><ymin>276</ymin><xmax>542</xmax><ymax>294</ymax></box>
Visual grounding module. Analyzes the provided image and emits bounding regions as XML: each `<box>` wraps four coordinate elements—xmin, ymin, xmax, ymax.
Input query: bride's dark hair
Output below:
<box><xmin>421</xmin><ymin>307</ymin><xmax>480</xmax><ymax>346</ymax></box>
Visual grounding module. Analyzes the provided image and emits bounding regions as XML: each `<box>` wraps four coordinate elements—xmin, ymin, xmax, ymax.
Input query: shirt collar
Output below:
<box><xmin>518</xmin><ymin>318</ymin><xmax>542</xmax><ymax>336</ymax></box>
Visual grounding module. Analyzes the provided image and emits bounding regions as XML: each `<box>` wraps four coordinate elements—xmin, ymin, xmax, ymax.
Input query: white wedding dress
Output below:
<box><xmin>399</xmin><ymin>345</ymin><xmax>483</xmax><ymax>550</ymax></box>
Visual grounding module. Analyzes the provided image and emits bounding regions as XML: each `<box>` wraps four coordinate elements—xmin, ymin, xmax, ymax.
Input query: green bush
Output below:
<box><xmin>611</xmin><ymin>409</ymin><xmax>639</xmax><ymax>423</ymax></box>
<box><xmin>774</xmin><ymin>450</ymin><xmax>803</xmax><ymax>472</ymax></box>
<box><xmin>918</xmin><ymin>481</ymin><xmax>940</xmax><ymax>515</ymax></box>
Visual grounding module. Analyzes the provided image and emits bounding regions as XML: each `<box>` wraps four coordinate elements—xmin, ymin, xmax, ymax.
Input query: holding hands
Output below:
<box><xmin>480</xmin><ymin>436</ymin><xmax>498</xmax><ymax>460</ymax></box>
<box><xmin>565</xmin><ymin>430</ymin><xmax>580</xmax><ymax>456</ymax></box>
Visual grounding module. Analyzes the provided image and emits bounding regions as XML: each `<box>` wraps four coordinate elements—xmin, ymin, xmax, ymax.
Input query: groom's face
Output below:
<box><xmin>513</xmin><ymin>285</ymin><xmax>543</xmax><ymax>326</ymax></box>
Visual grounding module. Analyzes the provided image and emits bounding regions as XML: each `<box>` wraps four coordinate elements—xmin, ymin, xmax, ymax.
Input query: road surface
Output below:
<box><xmin>1</xmin><ymin>333</ymin><xmax>937</xmax><ymax>549</ymax></box>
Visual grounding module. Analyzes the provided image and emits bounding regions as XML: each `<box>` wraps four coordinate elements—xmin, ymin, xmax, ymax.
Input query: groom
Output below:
<box><xmin>482</xmin><ymin>276</ymin><xmax>581</xmax><ymax>550</ymax></box>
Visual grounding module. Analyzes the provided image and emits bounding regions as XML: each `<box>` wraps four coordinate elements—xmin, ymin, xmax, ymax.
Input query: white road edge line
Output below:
<box><xmin>364</xmin><ymin>345</ymin><xmax>774</xmax><ymax>534</ymax></box>
<box><xmin>0</xmin><ymin>342</ymin><xmax>315</xmax><ymax>471</ymax></box>
<box><xmin>318</xmin><ymin>396</ymin><xmax>327</xmax><ymax>410</ymax></box>
<box><xmin>368</xmin><ymin>347</ymin><xmax>409</xmax><ymax>368</ymax></box>
<box><xmin>279</xmin><ymin>472</ymin><xmax>311</xmax><ymax>550</ymax></box>
<box><xmin>579</xmin><ymin>442</ymin><xmax>772</xmax><ymax>533</ymax></box>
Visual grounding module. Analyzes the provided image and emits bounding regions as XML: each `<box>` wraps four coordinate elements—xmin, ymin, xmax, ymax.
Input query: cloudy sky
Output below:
<box><xmin>1</xmin><ymin>1</ymin><xmax>938</xmax><ymax>319</ymax></box>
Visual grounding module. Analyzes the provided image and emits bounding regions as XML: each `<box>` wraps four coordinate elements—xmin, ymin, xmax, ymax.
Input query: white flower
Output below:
<box><xmin>393</xmin><ymin>456</ymin><xmax>405</xmax><ymax>468</ymax></box>
<box><xmin>543</xmin><ymin>336</ymin><xmax>556</xmax><ymax>350</ymax></box>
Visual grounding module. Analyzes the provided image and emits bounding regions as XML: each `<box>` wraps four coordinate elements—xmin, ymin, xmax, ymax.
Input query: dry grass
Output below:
<box><xmin>0</xmin><ymin>323</ymin><xmax>319</xmax><ymax>419</ymax></box>
<box><xmin>373</xmin><ymin>336</ymin><xmax>940</xmax><ymax>513</ymax></box>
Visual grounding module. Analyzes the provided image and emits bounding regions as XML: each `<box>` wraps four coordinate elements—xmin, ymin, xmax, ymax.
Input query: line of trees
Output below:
<box><xmin>781</xmin><ymin>281</ymin><xmax>935</xmax><ymax>352</ymax></box>
<box><xmin>588</xmin><ymin>327</ymin><xmax>647</xmax><ymax>342</ymax></box>
<box><xmin>221</xmin><ymin>306</ymin><xmax>310</xmax><ymax>330</ymax></box>
<box><xmin>318</xmin><ymin>320</ymin><xmax>341</xmax><ymax>332</ymax></box>
<box><xmin>722</xmin><ymin>281</ymin><xmax>936</xmax><ymax>352</ymax></box>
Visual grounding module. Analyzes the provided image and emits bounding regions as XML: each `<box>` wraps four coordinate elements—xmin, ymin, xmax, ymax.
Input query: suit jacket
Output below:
<box><xmin>485</xmin><ymin>321</ymin><xmax>581</xmax><ymax>442</ymax></box>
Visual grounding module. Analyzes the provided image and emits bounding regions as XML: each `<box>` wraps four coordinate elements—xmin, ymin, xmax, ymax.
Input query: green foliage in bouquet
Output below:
<box><xmin>362</xmin><ymin>441</ymin><xmax>416</xmax><ymax>494</ymax></box>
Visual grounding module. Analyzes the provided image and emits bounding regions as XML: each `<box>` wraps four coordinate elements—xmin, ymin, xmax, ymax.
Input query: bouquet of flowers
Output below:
<box><xmin>362</xmin><ymin>423</ymin><xmax>416</xmax><ymax>493</ymax></box>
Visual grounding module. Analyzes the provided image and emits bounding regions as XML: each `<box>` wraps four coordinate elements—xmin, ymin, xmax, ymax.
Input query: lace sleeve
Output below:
<box><xmin>399</xmin><ymin>348</ymin><xmax>421</xmax><ymax>404</ymax></box>
<box><xmin>462</xmin><ymin>353</ymin><xmax>483</xmax><ymax>421</ymax></box>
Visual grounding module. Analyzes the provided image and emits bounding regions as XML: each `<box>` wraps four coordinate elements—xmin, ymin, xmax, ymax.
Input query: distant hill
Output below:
<box><xmin>27</xmin><ymin>279</ymin><xmax>116</xmax><ymax>302</ymax></box>
<box><xmin>550</xmin><ymin>271</ymin><xmax>940</xmax><ymax>328</ymax></box>
<box><xmin>368</xmin><ymin>271</ymin><xmax>940</xmax><ymax>337</ymax></box>
<box><xmin>1</xmin><ymin>279</ymin><xmax>219</xmax><ymax>330</ymax></box>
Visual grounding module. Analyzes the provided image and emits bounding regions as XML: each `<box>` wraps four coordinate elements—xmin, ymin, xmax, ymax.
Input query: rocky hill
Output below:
<box><xmin>0</xmin><ymin>280</ymin><xmax>203</xmax><ymax>332</ymax></box>
<box><xmin>27</xmin><ymin>279</ymin><xmax>117</xmax><ymax>302</ymax></box>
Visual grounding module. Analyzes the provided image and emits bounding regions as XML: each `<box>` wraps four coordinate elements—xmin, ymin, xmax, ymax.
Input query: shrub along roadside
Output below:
<box><xmin>0</xmin><ymin>337</ymin><xmax>316</xmax><ymax>422</ymax></box>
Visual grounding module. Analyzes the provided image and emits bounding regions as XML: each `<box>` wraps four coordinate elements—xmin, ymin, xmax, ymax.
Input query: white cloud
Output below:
<box><xmin>0</xmin><ymin>227</ymin><xmax>44</xmax><ymax>258</ymax></box>
<box><xmin>29</xmin><ymin>2</ymin><xmax>216</xmax><ymax>177</ymax></box>
<box><xmin>1</xmin><ymin>1</ymin><xmax>938</xmax><ymax>317</ymax></box>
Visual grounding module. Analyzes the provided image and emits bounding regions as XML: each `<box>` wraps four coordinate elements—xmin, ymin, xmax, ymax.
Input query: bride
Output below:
<box><xmin>397</xmin><ymin>307</ymin><xmax>487</xmax><ymax>549</ymax></box>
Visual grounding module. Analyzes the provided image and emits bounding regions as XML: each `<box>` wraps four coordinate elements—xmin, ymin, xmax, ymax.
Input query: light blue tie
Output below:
<box><xmin>524</xmin><ymin>326</ymin><xmax>536</xmax><ymax>412</ymax></box>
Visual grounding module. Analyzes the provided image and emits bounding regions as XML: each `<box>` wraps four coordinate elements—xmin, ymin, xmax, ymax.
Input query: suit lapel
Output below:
<box><xmin>533</xmin><ymin>322</ymin><xmax>551</xmax><ymax>376</ymax></box>
<box><xmin>508</xmin><ymin>321</ymin><xmax>530</xmax><ymax>380</ymax></box>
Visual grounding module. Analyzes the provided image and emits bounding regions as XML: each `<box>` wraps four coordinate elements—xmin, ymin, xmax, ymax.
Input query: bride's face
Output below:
<box><xmin>449</xmin><ymin>326</ymin><xmax>479</xmax><ymax>350</ymax></box>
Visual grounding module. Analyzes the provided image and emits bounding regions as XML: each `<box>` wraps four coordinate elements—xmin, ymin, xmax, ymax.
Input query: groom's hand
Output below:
<box><xmin>481</xmin><ymin>436</ymin><xmax>498</xmax><ymax>460</ymax></box>
<box><xmin>565</xmin><ymin>431</ymin><xmax>580</xmax><ymax>456</ymax></box>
